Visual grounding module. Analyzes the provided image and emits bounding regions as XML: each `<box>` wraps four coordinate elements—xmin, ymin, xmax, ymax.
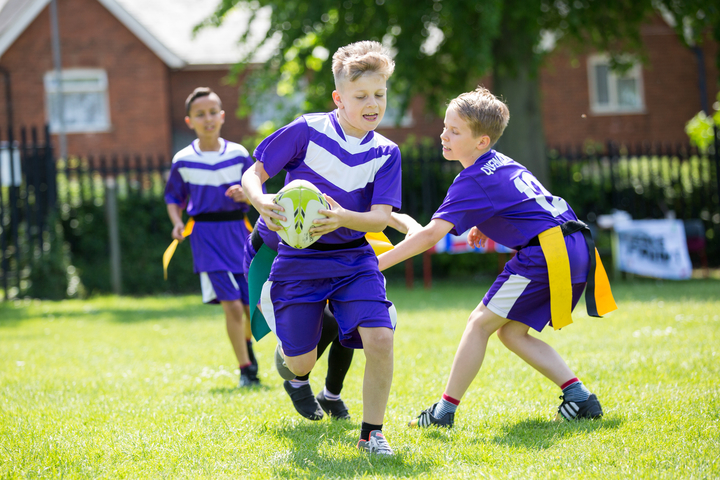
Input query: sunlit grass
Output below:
<box><xmin>1</xmin><ymin>279</ymin><xmax>719</xmax><ymax>478</ymax></box>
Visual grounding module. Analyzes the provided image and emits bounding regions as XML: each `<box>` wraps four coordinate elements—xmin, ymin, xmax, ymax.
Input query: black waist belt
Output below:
<box><xmin>250</xmin><ymin>227</ymin><xmax>264</xmax><ymax>252</ymax></box>
<box><xmin>526</xmin><ymin>220</ymin><xmax>603</xmax><ymax>317</ymax></box>
<box><xmin>524</xmin><ymin>220</ymin><xmax>588</xmax><ymax>248</ymax></box>
<box><xmin>298</xmin><ymin>237</ymin><xmax>368</xmax><ymax>251</ymax></box>
<box><xmin>193</xmin><ymin>210</ymin><xmax>245</xmax><ymax>222</ymax></box>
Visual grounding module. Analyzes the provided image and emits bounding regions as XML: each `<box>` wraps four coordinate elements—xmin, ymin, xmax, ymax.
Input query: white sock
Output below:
<box><xmin>289</xmin><ymin>379</ymin><xmax>309</xmax><ymax>388</ymax></box>
<box><xmin>323</xmin><ymin>387</ymin><xmax>341</xmax><ymax>401</ymax></box>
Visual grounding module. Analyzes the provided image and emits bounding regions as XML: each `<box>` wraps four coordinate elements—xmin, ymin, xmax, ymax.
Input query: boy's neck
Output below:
<box><xmin>461</xmin><ymin>146</ymin><xmax>492</xmax><ymax>169</ymax></box>
<box><xmin>196</xmin><ymin>136</ymin><xmax>223</xmax><ymax>152</ymax></box>
<box><xmin>335</xmin><ymin>110</ymin><xmax>370</xmax><ymax>140</ymax></box>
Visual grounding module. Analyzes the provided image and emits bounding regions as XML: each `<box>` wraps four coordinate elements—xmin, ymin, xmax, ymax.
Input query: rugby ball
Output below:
<box><xmin>272</xmin><ymin>180</ymin><xmax>330</xmax><ymax>249</ymax></box>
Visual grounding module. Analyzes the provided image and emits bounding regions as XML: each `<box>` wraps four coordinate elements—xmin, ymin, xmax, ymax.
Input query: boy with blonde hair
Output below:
<box><xmin>242</xmin><ymin>41</ymin><xmax>402</xmax><ymax>454</ymax></box>
<box><xmin>378</xmin><ymin>86</ymin><xmax>616</xmax><ymax>428</ymax></box>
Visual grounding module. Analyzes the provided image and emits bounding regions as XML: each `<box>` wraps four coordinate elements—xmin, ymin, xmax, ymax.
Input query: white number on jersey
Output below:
<box><xmin>513</xmin><ymin>172</ymin><xmax>568</xmax><ymax>217</ymax></box>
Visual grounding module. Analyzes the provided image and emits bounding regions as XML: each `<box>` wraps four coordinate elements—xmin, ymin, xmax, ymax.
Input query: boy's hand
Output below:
<box><xmin>225</xmin><ymin>185</ymin><xmax>249</xmax><ymax>204</ymax></box>
<box><xmin>468</xmin><ymin>226</ymin><xmax>488</xmax><ymax>248</ymax></box>
<box><xmin>171</xmin><ymin>222</ymin><xmax>185</xmax><ymax>242</ymax></box>
<box><xmin>255</xmin><ymin>193</ymin><xmax>286</xmax><ymax>231</ymax></box>
<box><xmin>310</xmin><ymin>194</ymin><xmax>344</xmax><ymax>236</ymax></box>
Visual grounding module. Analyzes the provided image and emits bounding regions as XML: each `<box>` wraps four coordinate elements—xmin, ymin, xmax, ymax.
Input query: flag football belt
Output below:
<box><xmin>162</xmin><ymin>210</ymin><xmax>253</xmax><ymax>280</ymax></box>
<box><xmin>250</xmin><ymin>227</ymin><xmax>264</xmax><ymax>253</ymax></box>
<box><xmin>523</xmin><ymin>220</ymin><xmax>617</xmax><ymax>330</ymax></box>
<box><xmin>193</xmin><ymin>210</ymin><xmax>245</xmax><ymax>222</ymax></box>
<box><xmin>283</xmin><ymin>237</ymin><xmax>369</xmax><ymax>251</ymax></box>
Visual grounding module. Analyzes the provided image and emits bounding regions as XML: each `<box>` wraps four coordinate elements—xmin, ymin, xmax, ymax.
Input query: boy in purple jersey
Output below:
<box><xmin>378</xmin><ymin>86</ymin><xmax>615</xmax><ymax>428</ymax></box>
<box><xmin>242</xmin><ymin>41</ymin><xmax>401</xmax><ymax>455</ymax></box>
<box><xmin>245</xmin><ymin>213</ymin><xmax>420</xmax><ymax>422</ymax></box>
<box><xmin>165</xmin><ymin>87</ymin><xmax>260</xmax><ymax>388</ymax></box>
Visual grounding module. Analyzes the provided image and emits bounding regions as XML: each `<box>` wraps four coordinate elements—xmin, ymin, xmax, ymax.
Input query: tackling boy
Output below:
<box><xmin>165</xmin><ymin>87</ymin><xmax>260</xmax><ymax>388</ymax></box>
<box><xmin>242</xmin><ymin>41</ymin><xmax>402</xmax><ymax>455</ymax></box>
<box><xmin>378</xmin><ymin>86</ymin><xmax>617</xmax><ymax>427</ymax></box>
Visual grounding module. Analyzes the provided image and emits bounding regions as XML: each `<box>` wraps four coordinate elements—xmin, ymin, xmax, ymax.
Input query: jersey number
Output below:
<box><xmin>513</xmin><ymin>172</ymin><xmax>568</xmax><ymax>217</ymax></box>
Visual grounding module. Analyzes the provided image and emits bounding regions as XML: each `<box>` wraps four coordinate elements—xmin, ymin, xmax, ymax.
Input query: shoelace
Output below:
<box><xmin>368</xmin><ymin>434</ymin><xmax>392</xmax><ymax>454</ymax></box>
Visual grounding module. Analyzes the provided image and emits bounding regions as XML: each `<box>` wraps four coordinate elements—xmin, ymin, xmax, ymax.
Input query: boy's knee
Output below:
<box><xmin>285</xmin><ymin>355</ymin><xmax>316</xmax><ymax>377</ymax></box>
<box><xmin>361</xmin><ymin>327</ymin><xmax>394</xmax><ymax>354</ymax></box>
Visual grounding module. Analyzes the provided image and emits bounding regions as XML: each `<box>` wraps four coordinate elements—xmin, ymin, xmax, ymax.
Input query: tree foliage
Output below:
<box><xmin>200</xmin><ymin>0</ymin><xmax>719</xmax><ymax>178</ymax></box>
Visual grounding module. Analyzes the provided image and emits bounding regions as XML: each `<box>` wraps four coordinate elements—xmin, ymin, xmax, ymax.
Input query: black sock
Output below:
<box><xmin>295</xmin><ymin>373</ymin><xmax>310</xmax><ymax>381</ymax></box>
<box><xmin>325</xmin><ymin>337</ymin><xmax>353</xmax><ymax>394</ymax></box>
<box><xmin>360</xmin><ymin>422</ymin><xmax>382</xmax><ymax>441</ymax></box>
<box><xmin>246</xmin><ymin>340</ymin><xmax>257</xmax><ymax>367</ymax></box>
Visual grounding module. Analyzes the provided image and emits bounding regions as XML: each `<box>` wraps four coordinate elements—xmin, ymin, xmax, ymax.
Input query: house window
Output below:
<box><xmin>587</xmin><ymin>55</ymin><xmax>645</xmax><ymax>114</ymax></box>
<box><xmin>44</xmin><ymin>69</ymin><xmax>111</xmax><ymax>133</ymax></box>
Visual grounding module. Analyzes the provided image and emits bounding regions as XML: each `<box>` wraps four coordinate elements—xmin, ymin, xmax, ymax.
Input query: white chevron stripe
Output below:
<box><xmin>304</xmin><ymin>141</ymin><xmax>391</xmax><ymax>192</ymax></box>
<box><xmin>178</xmin><ymin>163</ymin><xmax>242</xmax><ymax>187</ymax></box>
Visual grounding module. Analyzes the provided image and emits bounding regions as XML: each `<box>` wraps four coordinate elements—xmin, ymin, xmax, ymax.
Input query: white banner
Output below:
<box><xmin>614</xmin><ymin>219</ymin><xmax>692</xmax><ymax>280</ymax></box>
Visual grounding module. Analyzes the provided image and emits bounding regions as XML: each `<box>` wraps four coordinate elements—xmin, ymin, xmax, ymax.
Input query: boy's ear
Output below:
<box><xmin>477</xmin><ymin>135</ymin><xmax>491</xmax><ymax>151</ymax></box>
<box><xmin>184</xmin><ymin>116</ymin><xmax>192</xmax><ymax>129</ymax></box>
<box><xmin>332</xmin><ymin>90</ymin><xmax>343</xmax><ymax>109</ymax></box>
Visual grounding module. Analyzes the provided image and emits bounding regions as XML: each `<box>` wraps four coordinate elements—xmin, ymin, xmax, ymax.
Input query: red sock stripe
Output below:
<box><xmin>561</xmin><ymin>377</ymin><xmax>580</xmax><ymax>390</ymax></box>
<box><xmin>239</xmin><ymin>362</ymin><xmax>252</xmax><ymax>369</ymax></box>
<box><xmin>442</xmin><ymin>393</ymin><xmax>460</xmax><ymax>406</ymax></box>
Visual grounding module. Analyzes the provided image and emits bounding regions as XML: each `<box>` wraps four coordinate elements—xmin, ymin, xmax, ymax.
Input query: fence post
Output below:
<box><xmin>714</xmin><ymin>125</ymin><xmax>720</xmax><ymax>210</ymax></box>
<box><xmin>105</xmin><ymin>177</ymin><xmax>122</xmax><ymax>295</ymax></box>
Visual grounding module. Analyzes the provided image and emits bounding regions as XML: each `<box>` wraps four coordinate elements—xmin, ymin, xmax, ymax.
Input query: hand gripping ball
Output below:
<box><xmin>272</xmin><ymin>179</ymin><xmax>330</xmax><ymax>249</ymax></box>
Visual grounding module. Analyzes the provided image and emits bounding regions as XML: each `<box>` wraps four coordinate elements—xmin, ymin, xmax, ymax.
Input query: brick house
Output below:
<box><xmin>0</xmin><ymin>0</ymin><xmax>717</xmax><ymax>160</ymax></box>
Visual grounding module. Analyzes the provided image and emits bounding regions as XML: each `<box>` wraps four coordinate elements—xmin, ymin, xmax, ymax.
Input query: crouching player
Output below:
<box><xmin>378</xmin><ymin>86</ymin><xmax>617</xmax><ymax>428</ymax></box>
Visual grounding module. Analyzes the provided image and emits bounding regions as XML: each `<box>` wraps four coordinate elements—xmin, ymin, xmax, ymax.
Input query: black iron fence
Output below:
<box><xmin>0</xmin><ymin>125</ymin><xmax>56</xmax><ymax>300</ymax></box>
<box><xmin>1</xmin><ymin>127</ymin><xmax>719</xmax><ymax>300</ymax></box>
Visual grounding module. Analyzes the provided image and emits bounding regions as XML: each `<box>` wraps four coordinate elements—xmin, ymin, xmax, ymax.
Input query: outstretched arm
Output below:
<box><xmin>387</xmin><ymin>212</ymin><xmax>422</xmax><ymax>237</ymax></box>
<box><xmin>377</xmin><ymin>218</ymin><xmax>454</xmax><ymax>271</ymax></box>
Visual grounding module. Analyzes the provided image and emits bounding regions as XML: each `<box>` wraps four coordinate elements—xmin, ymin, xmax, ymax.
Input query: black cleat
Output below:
<box><xmin>283</xmin><ymin>381</ymin><xmax>324</xmax><ymax>420</ymax></box>
<box><xmin>556</xmin><ymin>393</ymin><xmax>603</xmax><ymax>421</ymax></box>
<box><xmin>316</xmin><ymin>391</ymin><xmax>351</xmax><ymax>420</ymax></box>
<box><xmin>408</xmin><ymin>402</ymin><xmax>454</xmax><ymax>428</ymax></box>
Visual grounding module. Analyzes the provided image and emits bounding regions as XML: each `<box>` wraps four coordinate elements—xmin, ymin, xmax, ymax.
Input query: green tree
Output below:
<box><xmin>200</xmin><ymin>0</ymin><xmax>716</xmax><ymax>183</ymax></box>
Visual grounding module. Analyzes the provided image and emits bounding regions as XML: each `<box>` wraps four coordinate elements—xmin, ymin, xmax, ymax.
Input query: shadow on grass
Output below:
<box><xmin>208</xmin><ymin>384</ymin><xmax>271</xmax><ymax>395</ymax></box>
<box><xmin>489</xmin><ymin>416</ymin><xmax>623</xmax><ymax>450</ymax></box>
<box><xmin>265</xmin><ymin>422</ymin><xmax>433</xmax><ymax>478</ymax></box>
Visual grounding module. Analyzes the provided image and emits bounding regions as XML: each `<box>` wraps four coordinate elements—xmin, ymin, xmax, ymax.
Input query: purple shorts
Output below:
<box><xmin>260</xmin><ymin>270</ymin><xmax>396</xmax><ymax>356</ymax></box>
<box><xmin>483</xmin><ymin>270</ymin><xmax>586</xmax><ymax>331</ymax></box>
<box><xmin>200</xmin><ymin>271</ymin><xmax>249</xmax><ymax>305</ymax></box>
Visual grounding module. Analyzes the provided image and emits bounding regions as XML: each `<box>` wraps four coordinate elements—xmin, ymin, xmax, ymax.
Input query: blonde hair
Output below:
<box><xmin>448</xmin><ymin>86</ymin><xmax>510</xmax><ymax>146</ymax></box>
<box><xmin>332</xmin><ymin>41</ymin><xmax>395</xmax><ymax>86</ymax></box>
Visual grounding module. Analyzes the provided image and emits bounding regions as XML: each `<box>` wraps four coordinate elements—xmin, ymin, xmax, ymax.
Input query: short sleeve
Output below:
<box><xmin>164</xmin><ymin>162</ymin><xmax>188</xmax><ymax>209</ymax></box>
<box><xmin>370</xmin><ymin>147</ymin><xmax>402</xmax><ymax>210</ymax></box>
<box><xmin>253</xmin><ymin>117</ymin><xmax>309</xmax><ymax>178</ymax></box>
<box><xmin>432</xmin><ymin>174</ymin><xmax>494</xmax><ymax>235</ymax></box>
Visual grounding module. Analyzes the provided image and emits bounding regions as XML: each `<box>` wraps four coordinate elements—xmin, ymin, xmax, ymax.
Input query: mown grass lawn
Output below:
<box><xmin>1</xmin><ymin>278</ymin><xmax>718</xmax><ymax>479</ymax></box>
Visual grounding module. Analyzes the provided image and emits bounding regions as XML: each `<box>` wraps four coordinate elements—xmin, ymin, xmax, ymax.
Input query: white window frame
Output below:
<box><xmin>44</xmin><ymin>68</ymin><xmax>111</xmax><ymax>133</ymax></box>
<box><xmin>587</xmin><ymin>54</ymin><xmax>645</xmax><ymax>115</ymax></box>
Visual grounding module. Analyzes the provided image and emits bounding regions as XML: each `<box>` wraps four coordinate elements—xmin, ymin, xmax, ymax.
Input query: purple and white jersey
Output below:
<box><xmin>254</xmin><ymin>111</ymin><xmax>402</xmax><ymax>281</ymax></box>
<box><xmin>433</xmin><ymin>149</ymin><xmax>588</xmax><ymax>282</ymax></box>
<box><xmin>165</xmin><ymin>138</ymin><xmax>253</xmax><ymax>273</ymax></box>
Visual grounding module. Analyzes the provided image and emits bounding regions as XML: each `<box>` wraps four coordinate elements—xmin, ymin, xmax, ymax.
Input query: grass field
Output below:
<box><xmin>1</xmin><ymin>279</ymin><xmax>719</xmax><ymax>479</ymax></box>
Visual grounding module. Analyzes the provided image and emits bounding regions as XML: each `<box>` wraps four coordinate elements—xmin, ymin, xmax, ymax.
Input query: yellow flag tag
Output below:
<box><xmin>162</xmin><ymin>219</ymin><xmax>195</xmax><ymax>280</ymax></box>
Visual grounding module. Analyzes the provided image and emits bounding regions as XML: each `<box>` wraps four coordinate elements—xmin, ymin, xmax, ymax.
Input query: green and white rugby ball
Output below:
<box><xmin>272</xmin><ymin>179</ymin><xmax>330</xmax><ymax>249</ymax></box>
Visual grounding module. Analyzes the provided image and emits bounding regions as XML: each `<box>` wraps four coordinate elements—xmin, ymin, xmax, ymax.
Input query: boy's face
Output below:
<box><xmin>440</xmin><ymin>106</ymin><xmax>490</xmax><ymax>167</ymax></box>
<box><xmin>332</xmin><ymin>72</ymin><xmax>387</xmax><ymax>138</ymax></box>
<box><xmin>185</xmin><ymin>94</ymin><xmax>225</xmax><ymax>139</ymax></box>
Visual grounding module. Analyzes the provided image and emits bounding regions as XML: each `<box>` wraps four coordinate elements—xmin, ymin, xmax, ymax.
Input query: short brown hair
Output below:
<box><xmin>185</xmin><ymin>87</ymin><xmax>222</xmax><ymax>115</ymax></box>
<box><xmin>332</xmin><ymin>41</ymin><xmax>395</xmax><ymax>86</ymax></box>
<box><xmin>448</xmin><ymin>86</ymin><xmax>510</xmax><ymax>146</ymax></box>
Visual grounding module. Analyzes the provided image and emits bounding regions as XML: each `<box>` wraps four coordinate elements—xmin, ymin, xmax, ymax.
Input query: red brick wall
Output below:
<box><xmin>541</xmin><ymin>14</ymin><xmax>719</xmax><ymax>148</ymax></box>
<box><xmin>0</xmin><ymin>0</ymin><xmax>172</xmax><ymax>159</ymax></box>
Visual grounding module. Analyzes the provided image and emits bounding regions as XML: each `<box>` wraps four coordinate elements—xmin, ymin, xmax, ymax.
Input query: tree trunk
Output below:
<box><xmin>492</xmin><ymin>64</ymin><xmax>549</xmax><ymax>186</ymax></box>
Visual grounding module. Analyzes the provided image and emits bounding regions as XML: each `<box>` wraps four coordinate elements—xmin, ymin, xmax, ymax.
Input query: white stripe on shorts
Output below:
<box><xmin>200</xmin><ymin>272</ymin><xmax>217</xmax><ymax>304</ymax></box>
<box><xmin>486</xmin><ymin>274</ymin><xmax>531</xmax><ymax>318</ymax></box>
<box><xmin>259</xmin><ymin>280</ymin><xmax>279</xmax><ymax>340</ymax></box>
